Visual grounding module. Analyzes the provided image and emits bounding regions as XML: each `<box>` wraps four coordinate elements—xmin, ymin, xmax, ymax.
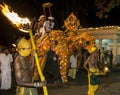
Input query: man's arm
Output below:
<box><xmin>30</xmin><ymin>51</ymin><xmax>35</xmax><ymax>69</ymax></box>
<box><xmin>83</xmin><ymin>56</ymin><xmax>90</xmax><ymax>73</ymax></box>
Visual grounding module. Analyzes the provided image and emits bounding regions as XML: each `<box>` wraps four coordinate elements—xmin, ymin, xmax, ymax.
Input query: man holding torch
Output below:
<box><xmin>14</xmin><ymin>37</ymin><xmax>47</xmax><ymax>95</ymax></box>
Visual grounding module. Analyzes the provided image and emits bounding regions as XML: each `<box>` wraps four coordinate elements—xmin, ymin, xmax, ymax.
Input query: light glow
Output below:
<box><xmin>0</xmin><ymin>3</ymin><xmax>31</xmax><ymax>32</ymax></box>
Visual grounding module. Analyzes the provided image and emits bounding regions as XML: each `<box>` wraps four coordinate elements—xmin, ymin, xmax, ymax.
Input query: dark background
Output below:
<box><xmin>0</xmin><ymin>0</ymin><xmax>120</xmax><ymax>46</ymax></box>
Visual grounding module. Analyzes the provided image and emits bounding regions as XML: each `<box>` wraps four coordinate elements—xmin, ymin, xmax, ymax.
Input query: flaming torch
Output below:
<box><xmin>0</xmin><ymin>3</ymin><xmax>48</xmax><ymax>95</ymax></box>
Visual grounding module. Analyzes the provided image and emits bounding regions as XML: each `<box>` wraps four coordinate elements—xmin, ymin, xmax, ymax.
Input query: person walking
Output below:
<box><xmin>84</xmin><ymin>49</ymin><xmax>100</xmax><ymax>95</ymax></box>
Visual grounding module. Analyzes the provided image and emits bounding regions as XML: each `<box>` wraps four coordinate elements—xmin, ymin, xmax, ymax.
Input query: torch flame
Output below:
<box><xmin>0</xmin><ymin>3</ymin><xmax>31</xmax><ymax>32</ymax></box>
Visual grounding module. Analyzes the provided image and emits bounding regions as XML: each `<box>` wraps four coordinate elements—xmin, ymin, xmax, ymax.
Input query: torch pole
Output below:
<box><xmin>29</xmin><ymin>29</ymin><xmax>48</xmax><ymax>95</ymax></box>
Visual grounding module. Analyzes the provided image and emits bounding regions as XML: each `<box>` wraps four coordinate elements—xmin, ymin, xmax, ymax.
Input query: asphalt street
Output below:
<box><xmin>0</xmin><ymin>65</ymin><xmax>120</xmax><ymax>95</ymax></box>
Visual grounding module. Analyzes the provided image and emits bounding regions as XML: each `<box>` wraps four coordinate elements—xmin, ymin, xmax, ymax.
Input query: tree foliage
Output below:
<box><xmin>95</xmin><ymin>0</ymin><xmax>120</xmax><ymax>19</ymax></box>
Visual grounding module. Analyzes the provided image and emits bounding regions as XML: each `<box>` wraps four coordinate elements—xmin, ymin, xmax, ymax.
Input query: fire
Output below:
<box><xmin>0</xmin><ymin>3</ymin><xmax>31</xmax><ymax>32</ymax></box>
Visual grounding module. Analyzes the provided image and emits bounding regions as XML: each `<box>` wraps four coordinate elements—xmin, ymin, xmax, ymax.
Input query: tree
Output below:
<box><xmin>95</xmin><ymin>0</ymin><xmax>120</xmax><ymax>18</ymax></box>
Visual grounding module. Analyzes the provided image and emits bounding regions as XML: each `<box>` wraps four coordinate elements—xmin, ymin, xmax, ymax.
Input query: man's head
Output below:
<box><xmin>90</xmin><ymin>46</ymin><xmax>97</xmax><ymax>54</ymax></box>
<box><xmin>3</xmin><ymin>47</ymin><xmax>9</xmax><ymax>55</ymax></box>
<box><xmin>16</xmin><ymin>38</ymin><xmax>32</xmax><ymax>57</ymax></box>
<box><xmin>38</xmin><ymin>15</ymin><xmax>46</xmax><ymax>21</ymax></box>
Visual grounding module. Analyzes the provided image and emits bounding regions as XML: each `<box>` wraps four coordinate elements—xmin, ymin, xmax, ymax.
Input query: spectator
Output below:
<box><xmin>109</xmin><ymin>50</ymin><xmax>113</xmax><ymax>68</ymax></box>
<box><xmin>68</xmin><ymin>51</ymin><xmax>78</xmax><ymax>79</ymax></box>
<box><xmin>100</xmin><ymin>47</ymin><xmax>105</xmax><ymax>63</ymax></box>
<box><xmin>0</xmin><ymin>47</ymin><xmax>2</xmax><ymax>87</ymax></box>
<box><xmin>0</xmin><ymin>47</ymin><xmax>13</xmax><ymax>90</ymax></box>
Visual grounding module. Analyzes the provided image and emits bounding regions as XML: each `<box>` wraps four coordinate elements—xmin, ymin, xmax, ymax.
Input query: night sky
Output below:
<box><xmin>0</xmin><ymin>0</ymin><xmax>120</xmax><ymax>46</ymax></box>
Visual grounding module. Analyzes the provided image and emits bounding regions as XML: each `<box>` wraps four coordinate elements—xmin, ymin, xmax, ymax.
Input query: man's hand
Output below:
<box><xmin>34</xmin><ymin>81</ymin><xmax>47</xmax><ymax>87</ymax></box>
<box><xmin>39</xmin><ymin>81</ymin><xmax>47</xmax><ymax>87</ymax></box>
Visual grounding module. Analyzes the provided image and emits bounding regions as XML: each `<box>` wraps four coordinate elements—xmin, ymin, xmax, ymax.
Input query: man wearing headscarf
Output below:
<box><xmin>44</xmin><ymin>16</ymin><xmax>55</xmax><ymax>33</ymax></box>
<box><xmin>34</xmin><ymin>15</ymin><xmax>46</xmax><ymax>39</ymax></box>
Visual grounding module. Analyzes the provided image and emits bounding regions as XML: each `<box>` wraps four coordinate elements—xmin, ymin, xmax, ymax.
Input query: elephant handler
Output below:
<box><xmin>14</xmin><ymin>37</ymin><xmax>47</xmax><ymax>95</ymax></box>
<box><xmin>84</xmin><ymin>47</ymin><xmax>100</xmax><ymax>95</ymax></box>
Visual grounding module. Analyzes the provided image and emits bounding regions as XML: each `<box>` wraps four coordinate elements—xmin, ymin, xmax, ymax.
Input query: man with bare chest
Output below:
<box><xmin>84</xmin><ymin>49</ymin><xmax>99</xmax><ymax>95</ymax></box>
<box><xmin>14</xmin><ymin>38</ymin><xmax>46</xmax><ymax>95</ymax></box>
<box><xmin>15</xmin><ymin>55</ymin><xmax>34</xmax><ymax>83</ymax></box>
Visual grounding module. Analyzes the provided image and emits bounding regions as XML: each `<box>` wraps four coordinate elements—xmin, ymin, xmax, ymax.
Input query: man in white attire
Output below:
<box><xmin>0</xmin><ymin>47</ymin><xmax>13</xmax><ymax>90</ymax></box>
<box><xmin>45</xmin><ymin>16</ymin><xmax>55</xmax><ymax>33</ymax></box>
<box><xmin>0</xmin><ymin>48</ymin><xmax>2</xmax><ymax>86</ymax></box>
<box><xmin>68</xmin><ymin>51</ymin><xmax>78</xmax><ymax>79</ymax></box>
<box><xmin>34</xmin><ymin>15</ymin><xmax>46</xmax><ymax>39</ymax></box>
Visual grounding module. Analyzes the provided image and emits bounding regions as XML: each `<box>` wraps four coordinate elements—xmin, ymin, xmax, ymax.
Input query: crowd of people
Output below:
<box><xmin>98</xmin><ymin>48</ymin><xmax>113</xmax><ymax>69</ymax></box>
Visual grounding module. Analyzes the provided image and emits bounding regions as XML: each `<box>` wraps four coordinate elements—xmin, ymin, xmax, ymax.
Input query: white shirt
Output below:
<box><xmin>38</xmin><ymin>20</ymin><xmax>55</xmax><ymax>37</ymax></box>
<box><xmin>45</xmin><ymin>20</ymin><xmax>55</xmax><ymax>33</ymax></box>
<box><xmin>0</xmin><ymin>53</ymin><xmax>13</xmax><ymax>71</ymax></box>
<box><xmin>70</xmin><ymin>55</ymin><xmax>77</xmax><ymax>68</ymax></box>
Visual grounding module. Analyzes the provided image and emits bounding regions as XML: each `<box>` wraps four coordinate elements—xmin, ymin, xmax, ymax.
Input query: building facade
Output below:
<box><xmin>80</xmin><ymin>26</ymin><xmax>120</xmax><ymax>64</ymax></box>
